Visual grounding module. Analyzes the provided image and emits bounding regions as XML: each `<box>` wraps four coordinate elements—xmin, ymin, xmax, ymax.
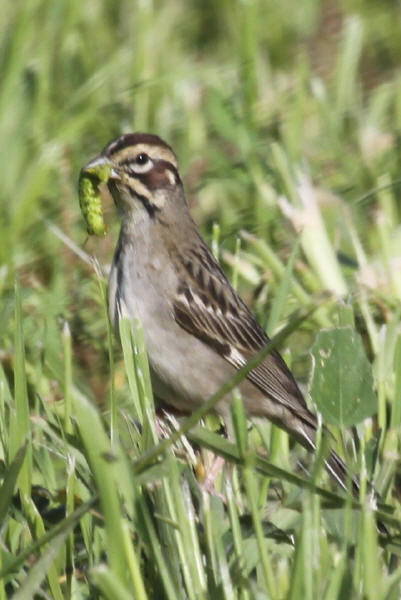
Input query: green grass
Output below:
<box><xmin>1</xmin><ymin>0</ymin><xmax>401</xmax><ymax>597</ymax></box>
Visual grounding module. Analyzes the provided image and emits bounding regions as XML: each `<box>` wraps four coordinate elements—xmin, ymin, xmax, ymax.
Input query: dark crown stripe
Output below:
<box><xmin>104</xmin><ymin>132</ymin><xmax>174</xmax><ymax>158</ymax></box>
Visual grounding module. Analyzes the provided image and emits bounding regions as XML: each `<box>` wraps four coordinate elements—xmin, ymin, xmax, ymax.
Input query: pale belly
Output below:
<box><xmin>109</xmin><ymin>253</ymin><xmax>237</xmax><ymax>413</ymax></box>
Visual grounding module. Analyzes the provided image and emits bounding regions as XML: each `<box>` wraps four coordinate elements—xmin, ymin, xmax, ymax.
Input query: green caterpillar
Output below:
<box><xmin>78</xmin><ymin>162</ymin><xmax>113</xmax><ymax>236</ymax></box>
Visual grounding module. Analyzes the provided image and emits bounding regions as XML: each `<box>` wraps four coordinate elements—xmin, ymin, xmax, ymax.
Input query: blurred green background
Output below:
<box><xmin>1</xmin><ymin>1</ymin><xmax>401</xmax><ymax>597</ymax></box>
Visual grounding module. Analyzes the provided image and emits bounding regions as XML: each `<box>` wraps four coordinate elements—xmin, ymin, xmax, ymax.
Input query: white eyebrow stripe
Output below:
<box><xmin>111</xmin><ymin>143</ymin><xmax>178</xmax><ymax>168</ymax></box>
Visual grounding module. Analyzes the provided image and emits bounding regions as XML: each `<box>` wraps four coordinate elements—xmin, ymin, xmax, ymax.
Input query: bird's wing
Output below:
<box><xmin>173</xmin><ymin>244</ymin><xmax>370</xmax><ymax>508</ymax></box>
<box><xmin>173</xmin><ymin>244</ymin><xmax>316</xmax><ymax>428</ymax></box>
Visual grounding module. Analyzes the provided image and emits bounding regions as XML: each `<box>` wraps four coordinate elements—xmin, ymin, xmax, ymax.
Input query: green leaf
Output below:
<box><xmin>0</xmin><ymin>498</ymin><xmax>96</xmax><ymax>579</ymax></box>
<box><xmin>9</xmin><ymin>281</ymin><xmax>32</xmax><ymax>496</ymax></box>
<box><xmin>91</xmin><ymin>565</ymin><xmax>138</xmax><ymax>600</ymax></box>
<box><xmin>12</xmin><ymin>529</ymin><xmax>66</xmax><ymax>600</ymax></box>
<box><xmin>0</xmin><ymin>442</ymin><xmax>27</xmax><ymax>525</ymax></box>
<box><xmin>310</xmin><ymin>327</ymin><xmax>377</xmax><ymax>426</ymax></box>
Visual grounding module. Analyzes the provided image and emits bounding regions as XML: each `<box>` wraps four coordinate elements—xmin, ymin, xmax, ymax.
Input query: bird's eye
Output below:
<box><xmin>136</xmin><ymin>153</ymin><xmax>149</xmax><ymax>165</ymax></box>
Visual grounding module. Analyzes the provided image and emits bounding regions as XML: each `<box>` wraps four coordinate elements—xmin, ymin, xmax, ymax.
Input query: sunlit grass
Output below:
<box><xmin>1</xmin><ymin>1</ymin><xmax>401</xmax><ymax>597</ymax></box>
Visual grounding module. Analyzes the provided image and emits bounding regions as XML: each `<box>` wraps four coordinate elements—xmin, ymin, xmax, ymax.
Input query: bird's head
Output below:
<box><xmin>82</xmin><ymin>133</ymin><xmax>184</xmax><ymax>220</ymax></box>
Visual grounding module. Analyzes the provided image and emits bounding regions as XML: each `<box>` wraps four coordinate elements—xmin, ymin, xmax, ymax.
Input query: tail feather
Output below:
<box><xmin>299</xmin><ymin>427</ymin><xmax>388</xmax><ymax>535</ymax></box>
<box><xmin>325</xmin><ymin>449</ymin><xmax>361</xmax><ymax>499</ymax></box>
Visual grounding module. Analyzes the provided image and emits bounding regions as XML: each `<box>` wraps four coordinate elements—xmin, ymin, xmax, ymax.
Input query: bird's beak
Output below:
<box><xmin>82</xmin><ymin>155</ymin><xmax>120</xmax><ymax>181</ymax></box>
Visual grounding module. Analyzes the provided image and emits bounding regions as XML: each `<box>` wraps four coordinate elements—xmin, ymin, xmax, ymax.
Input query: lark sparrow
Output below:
<box><xmin>82</xmin><ymin>133</ymin><xmax>369</xmax><ymax>503</ymax></box>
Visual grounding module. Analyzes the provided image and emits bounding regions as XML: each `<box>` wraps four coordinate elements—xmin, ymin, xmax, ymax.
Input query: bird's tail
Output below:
<box><xmin>324</xmin><ymin>448</ymin><xmax>360</xmax><ymax>498</ymax></box>
<box><xmin>324</xmin><ymin>448</ymin><xmax>388</xmax><ymax>535</ymax></box>
<box><xmin>298</xmin><ymin>425</ymin><xmax>388</xmax><ymax>534</ymax></box>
